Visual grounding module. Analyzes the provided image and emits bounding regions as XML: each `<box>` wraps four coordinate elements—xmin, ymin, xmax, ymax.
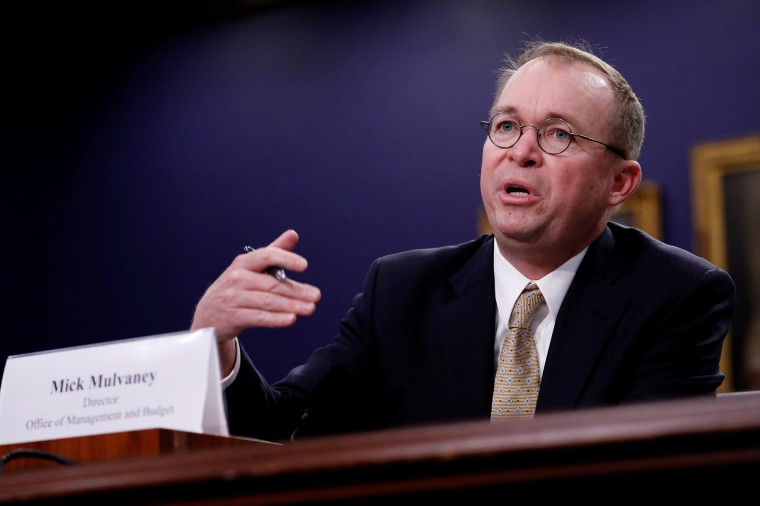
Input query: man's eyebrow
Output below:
<box><xmin>490</xmin><ymin>107</ymin><xmax>587</xmax><ymax>130</ymax></box>
<box><xmin>546</xmin><ymin>111</ymin><xmax>594</xmax><ymax>132</ymax></box>
<box><xmin>544</xmin><ymin>111</ymin><xmax>575</xmax><ymax>123</ymax></box>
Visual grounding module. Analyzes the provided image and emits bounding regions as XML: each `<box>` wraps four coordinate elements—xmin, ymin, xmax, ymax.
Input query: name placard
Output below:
<box><xmin>0</xmin><ymin>328</ymin><xmax>228</xmax><ymax>445</ymax></box>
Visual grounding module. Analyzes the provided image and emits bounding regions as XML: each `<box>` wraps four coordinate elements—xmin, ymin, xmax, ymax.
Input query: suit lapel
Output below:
<box><xmin>538</xmin><ymin>227</ymin><xmax>632</xmax><ymax>411</ymax></box>
<box><xmin>433</xmin><ymin>237</ymin><xmax>497</xmax><ymax>418</ymax></box>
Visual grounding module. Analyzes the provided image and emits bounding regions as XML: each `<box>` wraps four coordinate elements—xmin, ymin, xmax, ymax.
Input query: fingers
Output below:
<box><xmin>224</xmin><ymin>267</ymin><xmax>321</xmax><ymax>308</ymax></box>
<box><xmin>191</xmin><ymin>276</ymin><xmax>320</xmax><ymax>342</ymax></box>
<box><xmin>239</xmin><ymin>232</ymin><xmax>309</xmax><ymax>278</ymax></box>
<box><xmin>228</xmin><ymin>291</ymin><xmax>319</xmax><ymax>327</ymax></box>
<box><xmin>190</xmin><ymin>230</ymin><xmax>321</xmax><ymax>343</ymax></box>
<box><xmin>192</xmin><ymin>268</ymin><xmax>320</xmax><ymax>337</ymax></box>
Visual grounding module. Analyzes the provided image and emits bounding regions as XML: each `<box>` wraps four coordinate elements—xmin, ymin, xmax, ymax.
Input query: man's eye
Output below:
<box><xmin>547</xmin><ymin>128</ymin><xmax>569</xmax><ymax>140</ymax></box>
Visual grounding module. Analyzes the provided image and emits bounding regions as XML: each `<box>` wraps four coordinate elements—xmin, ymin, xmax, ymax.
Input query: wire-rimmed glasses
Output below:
<box><xmin>480</xmin><ymin>112</ymin><xmax>625</xmax><ymax>158</ymax></box>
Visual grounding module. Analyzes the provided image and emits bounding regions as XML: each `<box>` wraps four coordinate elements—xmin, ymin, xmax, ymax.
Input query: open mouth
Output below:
<box><xmin>507</xmin><ymin>185</ymin><xmax>530</xmax><ymax>196</ymax></box>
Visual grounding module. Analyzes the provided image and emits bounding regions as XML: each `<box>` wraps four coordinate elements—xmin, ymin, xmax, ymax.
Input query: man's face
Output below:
<box><xmin>480</xmin><ymin>58</ymin><xmax>635</xmax><ymax>265</ymax></box>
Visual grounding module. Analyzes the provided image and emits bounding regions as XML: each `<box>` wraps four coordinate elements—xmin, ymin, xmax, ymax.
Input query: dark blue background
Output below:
<box><xmin>2</xmin><ymin>0</ymin><xmax>758</xmax><ymax>388</ymax></box>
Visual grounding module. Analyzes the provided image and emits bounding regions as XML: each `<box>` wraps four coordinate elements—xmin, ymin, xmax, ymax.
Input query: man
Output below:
<box><xmin>191</xmin><ymin>40</ymin><xmax>735</xmax><ymax>441</ymax></box>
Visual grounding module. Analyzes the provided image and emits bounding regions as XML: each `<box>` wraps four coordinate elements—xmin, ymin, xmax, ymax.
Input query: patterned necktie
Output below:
<box><xmin>491</xmin><ymin>283</ymin><xmax>545</xmax><ymax>421</ymax></box>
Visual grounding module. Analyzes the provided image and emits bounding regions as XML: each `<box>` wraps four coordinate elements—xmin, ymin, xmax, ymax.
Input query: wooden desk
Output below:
<box><xmin>0</xmin><ymin>428</ymin><xmax>274</xmax><ymax>472</ymax></box>
<box><xmin>1</xmin><ymin>393</ymin><xmax>759</xmax><ymax>504</ymax></box>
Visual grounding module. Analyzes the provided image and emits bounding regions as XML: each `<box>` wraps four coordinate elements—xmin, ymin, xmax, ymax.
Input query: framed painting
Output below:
<box><xmin>691</xmin><ymin>134</ymin><xmax>760</xmax><ymax>392</ymax></box>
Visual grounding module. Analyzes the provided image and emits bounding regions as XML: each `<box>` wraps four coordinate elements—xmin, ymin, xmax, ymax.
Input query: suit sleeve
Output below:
<box><xmin>621</xmin><ymin>266</ymin><xmax>735</xmax><ymax>402</ymax></box>
<box><xmin>223</xmin><ymin>346</ymin><xmax>304</xmax><ymax>441</ymax></box>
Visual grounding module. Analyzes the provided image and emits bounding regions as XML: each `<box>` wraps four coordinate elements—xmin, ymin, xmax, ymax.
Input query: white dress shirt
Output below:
<box><xmin>492</xmin><ymin>245</ymin><xmax>586</xmax><ymax>377</ymax></box>
<box><xmin>221</xmin><ymin>338</ymin><xmax>241</xmax><ymax>388</ymax></box>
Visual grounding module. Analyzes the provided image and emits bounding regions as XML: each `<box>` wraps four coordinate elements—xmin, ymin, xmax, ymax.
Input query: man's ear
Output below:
<box><xmin>608</xmin><ymin>160</ymin><xmax>642</xmax><ymax>207</ymax></box>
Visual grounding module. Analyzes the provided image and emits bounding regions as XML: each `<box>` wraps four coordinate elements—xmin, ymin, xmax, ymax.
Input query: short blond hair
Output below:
<box><xmin>492</xmin><ymin>39</ymin><xmax>645</xmax><ymax>160</ymax></box>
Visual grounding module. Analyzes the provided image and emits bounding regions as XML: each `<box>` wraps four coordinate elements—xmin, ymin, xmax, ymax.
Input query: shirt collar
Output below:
<box><xmin>493</xmin><ymin>244</ymin><xmax>587</xmax><ymax>322</ymax></box>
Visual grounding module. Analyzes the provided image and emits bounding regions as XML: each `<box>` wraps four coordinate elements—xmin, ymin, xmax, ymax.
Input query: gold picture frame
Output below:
<box><xmin>691</xmin><ymin>134</ymin><xmax>760</xmax><ymax>393</ymax></box>
<box><xmin>477</xmin><ymin>179</ymin><xmax>662</xmax><ymax>240</ymax></box>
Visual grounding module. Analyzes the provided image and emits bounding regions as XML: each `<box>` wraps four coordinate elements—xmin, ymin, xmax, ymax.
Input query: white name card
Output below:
<box><xmin>0</xmin><ymin>328</ymin><xmax>228</xmax><ymax>445</ymax></box>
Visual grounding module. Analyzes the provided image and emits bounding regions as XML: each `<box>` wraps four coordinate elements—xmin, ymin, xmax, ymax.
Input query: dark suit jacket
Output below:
<box><xmin>225</xmin><ymin>223</ymin><xmax>735</xmax><ymax>441</ymax></box>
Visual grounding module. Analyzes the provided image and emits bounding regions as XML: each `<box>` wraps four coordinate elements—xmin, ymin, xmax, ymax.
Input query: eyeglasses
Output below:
<box><xmin>480</xmin><ymin>112</ymin><xmax>625</xmax><ymax>158</ymax></box>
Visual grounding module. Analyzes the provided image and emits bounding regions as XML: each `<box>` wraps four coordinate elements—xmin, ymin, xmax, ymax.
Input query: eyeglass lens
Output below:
<box><xmin>487</xmin><ymin>113</ymin><xmax>572</xmax><ymax>154</ymax></box>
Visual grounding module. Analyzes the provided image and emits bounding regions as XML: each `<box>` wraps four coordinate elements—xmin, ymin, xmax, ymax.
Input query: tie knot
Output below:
<box><xmin>509</xmin><ymin>284</ymin><xmax>545</xmax><ymax>329</ymax></box>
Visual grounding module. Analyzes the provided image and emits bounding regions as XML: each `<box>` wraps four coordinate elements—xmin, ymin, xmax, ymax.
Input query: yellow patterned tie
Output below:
<box><xmin>491</xmin><ymin>283</ymin><xmax>545</xmax><ymax>421</ymax></box>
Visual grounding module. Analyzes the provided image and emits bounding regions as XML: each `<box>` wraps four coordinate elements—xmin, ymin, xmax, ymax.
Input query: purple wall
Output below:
<box><xmin>2</xmin><ymin>1</ymin><xmax>759</xmax><ymax>387</ymax></box>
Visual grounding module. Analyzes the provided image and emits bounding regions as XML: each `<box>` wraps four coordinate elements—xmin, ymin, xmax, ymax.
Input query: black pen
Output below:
<box><xmin>243</xmin><ymin>246</ymin><xmax>288</xmax><ymax>281</ymax></box>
